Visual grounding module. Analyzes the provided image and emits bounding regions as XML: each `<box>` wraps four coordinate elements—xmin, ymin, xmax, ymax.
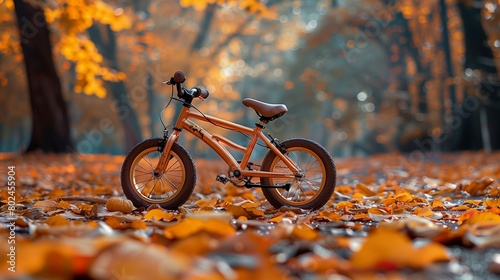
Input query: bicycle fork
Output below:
<box><xmin>154</xmin><ymin>104</ymin><xmax>191</xmax><ymax>176</ymax></box>
<box><xmin>153</xmin><ymin>131</ymin><xmax>178</xmax><ymax>177</ymax></box>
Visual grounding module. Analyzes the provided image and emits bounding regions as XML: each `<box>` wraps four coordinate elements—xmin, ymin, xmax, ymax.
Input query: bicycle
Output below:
<box><xmin>121</xmin><ymin>71</ymin><xmax>336</xmax><ymax>210</ymax></box>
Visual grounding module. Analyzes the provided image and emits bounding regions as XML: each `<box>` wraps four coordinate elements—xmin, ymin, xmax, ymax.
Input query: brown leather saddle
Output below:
<box><xmin>242</xmin><ymin>98</ymin><xmax>288</xmax><ymax>122</ymax></box>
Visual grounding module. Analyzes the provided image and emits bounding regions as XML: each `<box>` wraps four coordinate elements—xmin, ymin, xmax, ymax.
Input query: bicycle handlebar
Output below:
<box><xmin>162</xmin><ymin>70</ymin><xmax>210</xmax><ymax>100</ymax></box>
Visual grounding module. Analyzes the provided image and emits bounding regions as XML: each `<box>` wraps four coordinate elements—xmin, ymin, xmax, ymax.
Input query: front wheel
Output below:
<box><xmin>260</xmin><ymin>138</ymin><xmax>336</xmax><ymax>210</ymax></box>
<box><xmin>121</xmin><ymin>138</ymin><xmax>196</xmax><ymax>209</ymax></box>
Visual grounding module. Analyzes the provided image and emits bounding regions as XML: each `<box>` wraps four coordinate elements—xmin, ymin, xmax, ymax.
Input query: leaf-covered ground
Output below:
<box><xmin>1</xmin><ymin>151</ymin><xmax>500</xmax><ymax>279</ymax></box>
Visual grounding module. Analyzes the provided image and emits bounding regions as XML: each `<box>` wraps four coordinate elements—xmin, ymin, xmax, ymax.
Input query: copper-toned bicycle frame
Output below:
<box><xmin>154</xmin><ymin>104</ymin><xmax>301</xmax><ymax>180</ymax></box>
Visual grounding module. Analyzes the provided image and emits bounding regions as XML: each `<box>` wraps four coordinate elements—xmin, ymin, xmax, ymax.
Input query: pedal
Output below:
<box><xmin>216</xmin><ymin>174</ymin><xmax>229</xmax><ymax>184</ymax></box>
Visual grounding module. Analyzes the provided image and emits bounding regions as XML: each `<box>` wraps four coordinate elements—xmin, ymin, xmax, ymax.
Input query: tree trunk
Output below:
<box><xmin>190</xmin><ymin>4</ymin><xmax>216</xmax><ymax>52</ymax></box>
<box><xmin>438</xmin><ymin>0</ymin><xmax>457</xmax><ymax>152</ymax></box>
<box><xmin>14</xmin><ymin>0</ymin><xmax>74</xmax><ymax>153</ymax></box>
<box><xmin>451</xmin><ymin>1</ymin><xmax>500</xmax><ymax>151</ymax></box>
<box><xmin>88</xmin><ymin>24</ymin><xmax>143</xmax><ymax>152</ymax></box>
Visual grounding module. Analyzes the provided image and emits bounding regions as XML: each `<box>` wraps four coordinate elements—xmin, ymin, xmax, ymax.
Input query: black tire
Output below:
<box><xmin>260</xmin><ymin>138</ymin><xmax>336</xmax><ymax>210</ymax></box>
<box><xmin>120</xmin><ymin>138</ymin><xmax>196</xmax><ymax>209</ymax></box>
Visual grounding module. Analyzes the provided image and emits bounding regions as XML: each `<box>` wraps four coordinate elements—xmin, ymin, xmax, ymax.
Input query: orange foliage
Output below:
<box><xmin>0</xmin><ymin>151</ymin><xmax>499</xmax><ymax>278</ymax></box>
<box><xmin>350</xmin><ymin>226</ymin><xmax>450</xmax><ymax>270</ymax></box>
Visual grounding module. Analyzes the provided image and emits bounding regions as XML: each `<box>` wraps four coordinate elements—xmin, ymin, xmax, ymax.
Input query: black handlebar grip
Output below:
<box><xmin>198</xmin><ymin>89</ymin><xmax>209</xmax><ymax>99</ymax></box>
<box><xmin>193</xmin><ymin>87</ymin><xmax>210</xmax><ymax>99</ymax></box>
<box><xmin>173</xmin><ymin>71</ymin><xmax>186</xmax><ymax>83</ymax></box>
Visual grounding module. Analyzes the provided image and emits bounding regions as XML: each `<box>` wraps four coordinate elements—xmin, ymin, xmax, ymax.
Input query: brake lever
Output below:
<box><xmin>162</xmin><ymin>77</ymin><xmax>175</xmax><ymax>85</ymax></box>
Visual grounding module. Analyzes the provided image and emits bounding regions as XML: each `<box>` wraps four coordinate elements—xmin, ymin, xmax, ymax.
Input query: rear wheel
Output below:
<box><xmin>260</xmin><ymin>138</ymin><xmax>336</xmax><ymax>210</ymax></box>
<box><xmin>121</xmin><ymin>138</ymin><xmax>196</xmax><ymax>209</ymax></box>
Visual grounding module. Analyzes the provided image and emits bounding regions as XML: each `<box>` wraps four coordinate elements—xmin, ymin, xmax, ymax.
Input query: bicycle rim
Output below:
<box><xmin>129</xmin><ymin>147</ymin><xmax>186</xmax><ymax>204</ymax></box>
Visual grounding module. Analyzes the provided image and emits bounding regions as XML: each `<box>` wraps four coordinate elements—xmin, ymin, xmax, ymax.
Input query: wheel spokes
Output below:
<box><xmin>271</xmin><ymin>148</ymin><xmax>325</xmax><ymax>204</ymax></box>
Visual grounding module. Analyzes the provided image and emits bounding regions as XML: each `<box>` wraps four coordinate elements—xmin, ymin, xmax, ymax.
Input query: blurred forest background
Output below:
<box><xmin>0</xmin><ymin>0</ymin><xmax>499</xmax><ymax>158</ymax></box>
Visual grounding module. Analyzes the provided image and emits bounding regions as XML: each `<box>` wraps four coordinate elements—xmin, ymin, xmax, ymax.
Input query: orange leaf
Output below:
<box><xmin>195</xmin><ymin>198</ymin><xmax>218</xmax><ymax>208</ymax></box>
<box><xmin>450</xmin><ymin>205</ymin><xmax>469</xmax><ymax>211</ymax></box>
<box><xmin>106</xmin><ymin>197</ymin><xmax>134</xmax><ymax>213</ymax></box>
<box><xmin>381</xmin><ymin>197</ymin><xmax>396</xmax><ymax>206</ymax></box>
<box><xmin>335</xmin><ymin>185</ymin><xmax>353</xmax><ymax>195</ymax></box>
<box><xmin>367</xmin><ymin>208</ymin><xmax>388</xmax><ymax>215</ymax></box>
<box><xmin>44</xmin><ymin>215</ymin><xmax>70</xmax><ymax>226</ymax></box>
<box><xmin>467</xmin><ymin>212</ymin><xmax>500</xmax><ymax>225</ymax></box>
<box><xmin>431</xmin><ymin>200</ymin><xmax>446</xmax><ymax>210</ymax></box>
<box><xmin>350</xmin><ymin>226</ymin><xmax>450</xmax><ymax>270</ymax></box>
<box><xmin>33</xmin><ymin>200</ymin><xmax>58</xmax><ymax>212</ymax></box>
<box><xmin>131</xmin><ymin>220</ymin><xmax>147</xmax><ymax>230</ymax></box>
<box><xmin>356</xmin><ymin>183</ymin><xmax>376</xmax><ymax>196</ymax></box>
<box><xmin>227</xmin><ymin>205</ymin><xmax>263</xmax><ymax>219</ymax></box>
<box><xmin>203</xmin><ymin>219</ymin><xmax>237</xmax><ymax>237</ymax></box>
<box><xmin>484</xmin><ymin>199</ymin><xmax>500</xmax><ymax>209</ymax></box>
<box><xmin>457</xmin><ymin>209</ymin><xmax>479</xmax><ymax>225</ymax></box>
<box><xmin>268</xmin><ymin>215</ymin><xmax>283</xmax><ymax>223</ymax></box>
<box><xmin>335</xmin><ymin>201</ymin><xmax>354</xmax><ymax>211</ymax></box>
<box><xmin>408</xmin><ymin>242</ymin><xmax>451</xmax><ymax>268</ymax></box>
<box><xmin>318</xmin><ymin>210</ymin><xmax>342</xmax><ymax>222</ymax></box>
<box><xmin>395</xmin><ymin>192</ymin><xmax>413</xmax><ymax>202</ymax></box>
<box><xmin>415</xmin><ymin>206</ymin><xmax>434</xmax><ymax>218</ymax></box>
<box><xmin>241</xmin><ymin>192</ymin><xmax>257</xmax><ymax>201</ymax></box>
<box><xmin>292</xmin><ymin>224</ymin><xmax>320</xmax><ymax>241</ymax></box>
<box><xmin>57</xmin><ymin>200</ymin><xmax>72</xmax><ymax>209</ymax></box>
<box><xmin>464</xmin><ymin>200</ymin><xmax>482</xmax><ymax>207</ymax></box>
<box><xmin>143</xmin><ymin>209</ymin><xmax>175</xmax><ymax>221</ymax></box>
<box><xmin>104</xmin><ymin>216</ymin><xmax>123</xmax><ymax>229</ymax></box>
<box><xmin>164</xmin><ymin>218</ymin><xmax>205</xmax><ymax>239</ymax></box>
<box><xmin>489</xmin><ymin>187</ymin><xmax>500</xmax><ymax>196</ymax></box>
<box><xmin>352</xmin><ymin>213</ymin><xmax>370</xmax><ymax>221</ymax></box>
